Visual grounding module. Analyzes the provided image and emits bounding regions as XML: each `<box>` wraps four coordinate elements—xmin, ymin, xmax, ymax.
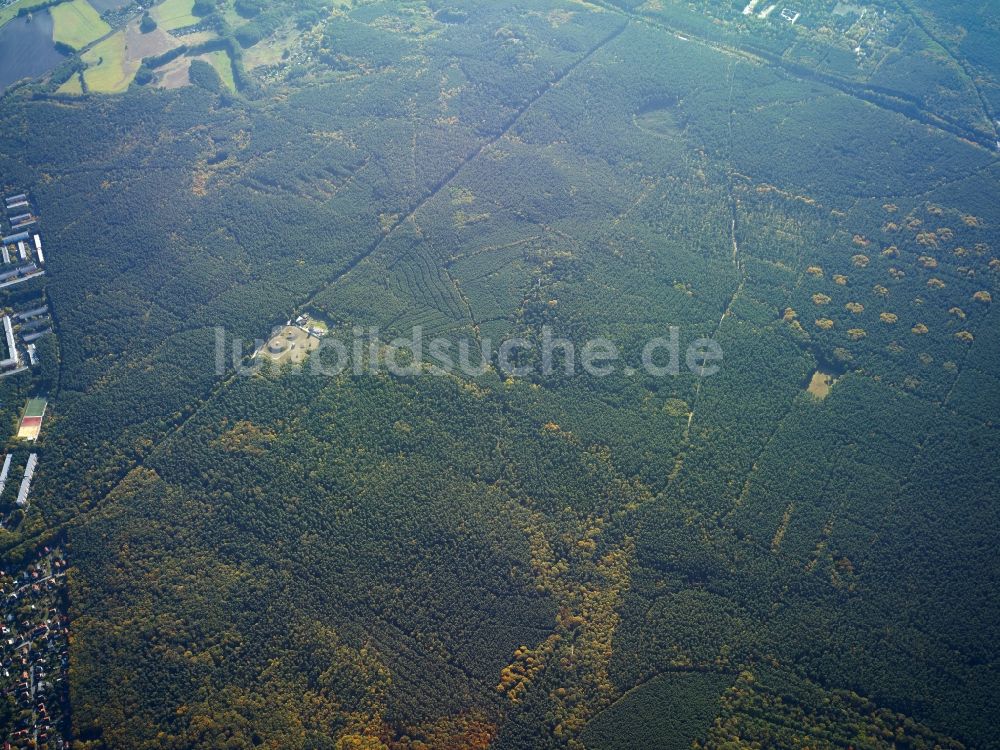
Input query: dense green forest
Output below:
<box><xmin>0</xmin><ymin>0</ymin><xmax>998</xmax><ymax>748</ymax></box>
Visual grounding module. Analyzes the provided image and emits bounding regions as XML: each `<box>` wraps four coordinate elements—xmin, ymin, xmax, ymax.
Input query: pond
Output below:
<box><xmin>0</xmin><ymin>10</ymin><xmax>65</xmax><ymax>93</ymax></box>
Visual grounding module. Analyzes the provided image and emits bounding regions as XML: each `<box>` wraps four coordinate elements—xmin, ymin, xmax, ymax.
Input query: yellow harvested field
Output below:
<box><xmin>83</xmin><ymin>32</ymin><xmax>139</xmax><ymax>93</ymax></box>
<box><xmin>51</xmin><ymin>0</ymin><xmax>110</xmax><ymax>51</ymax></box>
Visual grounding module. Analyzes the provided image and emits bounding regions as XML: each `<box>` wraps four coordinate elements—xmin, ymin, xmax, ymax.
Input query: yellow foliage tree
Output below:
<box><xmin>815</xmin><ymin>318</ymin><xmax>834</xmax><ymax>330</ymax></box>
<box><xmin>911</xmin><ymin>323</ymin><xmax>929</xmax><ymax>335</ymax></box>
<box><xmin>812</xmin><ymin>293</ymin><xmax>832</xmax><ymax>306</ymax></box>
<box><xmin>845</xmin><ymin>302</ymin><xmax>864</xmax><ymax>314</ymax></box>
<box><xmin>336</xmin><ymin>736</ymin><xmax>389</xmax><ymax>750</ymax></box>
<box><xmin>880</xmin><ymin>313</ymin><xmax>898</xmax><ymax>324</ymax></box>
<box><xmin>847</xmin><ymin>329</ymin><xmax>867</xmax><ymax>341</ymax></box>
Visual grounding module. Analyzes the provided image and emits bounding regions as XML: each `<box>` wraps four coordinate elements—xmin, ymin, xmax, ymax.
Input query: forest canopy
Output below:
<box><xmin>0</xmin><ymin>0</ymin><xmax>998</xmax><ymax>748</ymax></box>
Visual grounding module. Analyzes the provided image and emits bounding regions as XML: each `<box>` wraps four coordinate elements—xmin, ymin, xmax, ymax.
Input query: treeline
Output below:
<box><xmin>16</xmin><ymin>0</ymin><xmax>68</xmax><ymax>17</ymax></box>
<box><xmin>136</xmin><ymin>36</ymin><xmax>252</xmax><ymax>93</ymax></box>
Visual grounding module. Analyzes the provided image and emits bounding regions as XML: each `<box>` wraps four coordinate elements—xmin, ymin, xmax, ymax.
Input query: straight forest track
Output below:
<box><xmin>668</xmin><ymin>63</ymin><xmax>745</xmax><ymax>484</ymax></box>
<box><xmin>21</xmin><ymin>20</ymin><xmax>632</xmax><ymax>549</ymax></box>
<box><xmin>588</xmin><ymin>0</ymin><xmax>998</xmax><ymax>152</ymax></box>
<box><xmin>289</xmin><ymin>20</ymin><xmax>631</xmax><ymax>317</ymax></box>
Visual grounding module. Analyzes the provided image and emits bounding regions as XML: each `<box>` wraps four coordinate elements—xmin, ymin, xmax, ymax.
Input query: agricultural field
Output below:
<box><xmin>123</xmin><ymin>14</ymin><xmax>180</xmax><ymax>59</ymax></box>
<box><xmin>149</xmin><ymin>0</ymin><xmax>198</xmax><ymax>31</ymax></box>
<box><xmin>77</xmin><ymin>17</ymin><xmax>177</xmax><ymax>93</ymax></box>
<box><xmin>81</xmin><ymin>31</ymin><xmax>136</xmax><ymax>92</ymax></box>
<box><xmin>198</xmin><ymin>49</ymin><xmax>235</xmax><ymax>90</ymax></box>
<box><xmin>50</xmin><ymin>0</ymin><xmax>109</xmax><ymax>51</ymax></box>
<box><xmin>56</xmin><ymin>70</ymin><xmax>83</xmax><ymax>94</ymax></box>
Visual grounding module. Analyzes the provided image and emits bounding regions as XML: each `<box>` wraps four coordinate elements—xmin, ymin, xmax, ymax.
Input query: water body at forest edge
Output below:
<box><xmin>0</xmin><ymin>11</ymin><xmax>65</xmax><ymax>93</ymax></box>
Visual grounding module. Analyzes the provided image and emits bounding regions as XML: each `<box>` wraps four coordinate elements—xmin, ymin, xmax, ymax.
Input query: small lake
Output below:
<box><xmin>0</xmin><ymin>11</ymin><xmax>65</xmax><ymax>93</ymax></box>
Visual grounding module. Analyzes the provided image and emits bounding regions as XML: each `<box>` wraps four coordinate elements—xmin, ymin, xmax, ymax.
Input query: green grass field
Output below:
<box><xmin>150</xmin><ymin>0</ymin><xmax>198</xmax><ymax>31</ymax></box>
<box><xmin>24</xmin><ymin>398</ymin><xmax>48</xmax><ymax>418</ymax></box>
<box><xmin>200</xmin><ymin>49</ymin><xmax>236</xmax><ymax>91</ymax></box>
<box><xmin>56</xmin><ymin>71</ymin><xmax>84</xmax><ymax>94</ymax></box>
<box><xmin>82</xmin><ymin>31</ymin><xmax>137</xmax><ymax>93</ymax></box>
<box><xmin>50</xmin><ymin>0</ymin><xmax>110</xmax><ymax>50</ymax></box>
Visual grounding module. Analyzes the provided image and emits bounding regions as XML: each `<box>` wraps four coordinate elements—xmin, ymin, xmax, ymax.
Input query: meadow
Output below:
<box><xmin>81</xmin><ymin>31</ymin><xmax>135</xmax><ymax>92</ymax></box>
<box><xmin>50</xmin><ymin>0</ymin><xmax>109</xmax><ymax>50</ymax></box>
<box><xmin>149</xmin><ymin>0</ymin><xmax>198</xmax><ymax>31</ymax></box>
